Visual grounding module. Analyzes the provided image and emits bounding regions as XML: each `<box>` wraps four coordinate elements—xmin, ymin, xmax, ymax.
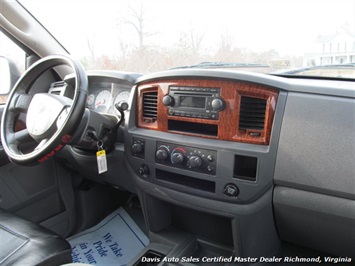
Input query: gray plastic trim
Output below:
<box><xmin>274</xmin><ymin>92</ymin><xmax>355</xmax><ymax>199</ymax></box>
<box><xmin>65</xmin><ymin>70</ymin><xmax>142</xmax><ymax>86</ymax></box>
<box><xmin>274</xmin><ymin>186</ymin><xmax>355</xmax><ymax>256</ymax></box>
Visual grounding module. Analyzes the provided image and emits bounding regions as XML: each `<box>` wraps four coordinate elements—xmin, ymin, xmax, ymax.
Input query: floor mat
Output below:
<box><xmin>67</xmin><ymin>207</ymin><xmax>149</xmax><ymax>265</ymax></box>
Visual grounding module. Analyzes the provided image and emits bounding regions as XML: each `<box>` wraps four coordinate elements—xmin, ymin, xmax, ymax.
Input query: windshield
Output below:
<box><xmin>20</xmin><ymin>0</ymin><xmax>355</xmax><ymax>78</ymax></box>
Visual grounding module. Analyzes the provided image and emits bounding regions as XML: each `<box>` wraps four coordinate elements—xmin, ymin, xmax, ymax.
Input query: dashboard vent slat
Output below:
<box><xmin>239</xmin><ymin>96</ymin><xmax>267</xmax><ymax>130</ymax></box>
<box><xmin>142</xmin><ymin>90</ymin><xmax>158</xmax><ymax>122</ymax></box>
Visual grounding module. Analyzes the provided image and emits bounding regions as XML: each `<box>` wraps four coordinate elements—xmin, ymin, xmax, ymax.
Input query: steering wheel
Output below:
<box><xmin>1</xmin><ymin>55</ymin><xmax>88</xmax><ymax>165</ymax></box>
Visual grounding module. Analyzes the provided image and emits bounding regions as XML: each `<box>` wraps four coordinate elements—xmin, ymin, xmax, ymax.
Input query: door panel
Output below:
<box><xmin>0</xmin><ymin>105</ymin><xmax>10</xmax><ymax>167</ymax></box>
<box><xmin>0</xmin><ymin>104</ymin><xmax>76</xmax><ymax>236</ymax></box>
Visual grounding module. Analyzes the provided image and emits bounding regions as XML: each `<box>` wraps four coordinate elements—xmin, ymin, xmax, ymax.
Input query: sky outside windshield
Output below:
<box><xmin>17</xmin><ymin>0</ymin><xmax>355</xmax><ymax>73</ymax></box>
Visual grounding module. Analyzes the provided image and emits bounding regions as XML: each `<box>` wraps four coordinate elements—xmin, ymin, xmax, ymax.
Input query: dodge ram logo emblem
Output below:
<box><xmin>38</xmin><ymin>105</ymin><xmax>46</xmax><ymax>113</ymax></box>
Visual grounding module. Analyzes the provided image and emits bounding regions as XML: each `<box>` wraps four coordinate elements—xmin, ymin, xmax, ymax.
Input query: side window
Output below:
<box><xmin>0</xmin><ymin>31</ymin><xmax>25</xmax><ymax>104</ymax></box>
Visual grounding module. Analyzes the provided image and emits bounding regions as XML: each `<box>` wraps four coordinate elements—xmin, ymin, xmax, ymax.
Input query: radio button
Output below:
<box><xmin>211</xmin><ymin>98</ymin><xmax>226</xmax><ymax>111</ymax></box>
<box><xmin>163</xmin><ymin>95</ymin><xmax>175</xmax><ymax>106</ymax></box>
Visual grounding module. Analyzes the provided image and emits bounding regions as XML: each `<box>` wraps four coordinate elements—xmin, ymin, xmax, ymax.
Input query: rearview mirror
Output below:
<box><xmin>0</xmin><ymin>56</ymin><xmax>21</xmax><ymax>95</ymax></box>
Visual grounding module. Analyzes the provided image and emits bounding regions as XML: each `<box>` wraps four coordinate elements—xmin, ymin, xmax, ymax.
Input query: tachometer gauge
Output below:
<box><xmin>95</xmin><ymin>90</ymin><xmax>112</xmax><ymax>113</ymax></box>
<box><xmin>114</xmin><ymin>91</ymin><xmax>130</xmax><ymax>115</ymax></box>
<box><xmin>87</xmin><ymin>94</ymin><xmax>95</xmax><ymax>106</ymax></box>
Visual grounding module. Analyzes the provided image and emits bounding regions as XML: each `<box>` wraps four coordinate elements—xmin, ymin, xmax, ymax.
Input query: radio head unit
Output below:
<box><xmin>163</xmin><ymin>86</ymin><xmax>225</xmax><ymax>120</ymax></box>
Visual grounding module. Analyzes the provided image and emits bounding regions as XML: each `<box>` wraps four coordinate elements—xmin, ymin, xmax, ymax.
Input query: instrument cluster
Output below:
<box><xmin>86</xmin><ymin>81</ymin><xmax>131</xmax><ymax>116</ymax></box>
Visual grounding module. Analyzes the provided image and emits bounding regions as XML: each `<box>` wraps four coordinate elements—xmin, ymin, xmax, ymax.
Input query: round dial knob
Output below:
<box><xmin>188</xmin><ymin>155</ymin><xmax>202</xmax><ymax>168</ymax></box>
<box><xmin>156</xmin><ymin>149</ymin><xmax>168</xmax><ymax>160</ymax></box>
<box><xmin>211</xmin><ymin>98</ymin><xmax>226</xmax><ymax>111</ymax></box>
<box><xmin>131</xmin><ymin>143</ymin><xmax>143</xmax><ymax>154</ymax></box>
<box><xmin>138</xmin><ymin>164</ymin><xmax>150</xmax><ymax>176</ymax></box>
<box><xmin>171</xmin><ymin>152</ymin><xmax>185</xmax><ymax>164</ymax></box>
<box><xmin>163</xmin><ymin>95</ymin><xmax>175</xmax><ymax>106</ymax></box>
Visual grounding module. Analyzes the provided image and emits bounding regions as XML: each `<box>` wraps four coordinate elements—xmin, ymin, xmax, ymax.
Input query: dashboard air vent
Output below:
<box><xmin>142</xmin><ymin>90</ymin><xmax>158</xmax><ymax>122</ymax></box>
<box><xmin>239</xmin><ymin>96</ymin><xmax>267</xmax><ymax>130</ymax></box>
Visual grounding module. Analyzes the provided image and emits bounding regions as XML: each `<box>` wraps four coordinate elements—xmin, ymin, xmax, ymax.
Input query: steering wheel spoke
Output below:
<box><xmin>35</xmin><ymin>139</ymin><xmax>49</xmax><ymax>151</ymax></box>
<box><xmin>8</xmin><ymin>93</ymin><xmax>33</xmax><ymax>114</ymax></box>
<box><xmin>14</xmin><ymin>128</ymin><xmax>32</xmax><ymax>144</ymax></box>
<box><xmin>13</xmin><ymin>93</ymin><xmax>32</xmax><ymax>113</ymax></box>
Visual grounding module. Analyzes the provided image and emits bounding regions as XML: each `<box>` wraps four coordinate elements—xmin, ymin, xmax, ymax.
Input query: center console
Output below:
<box><xmin>125</xmin><ymin>70</ymin><xmax>287</xmax><ymax>264</ymax></box>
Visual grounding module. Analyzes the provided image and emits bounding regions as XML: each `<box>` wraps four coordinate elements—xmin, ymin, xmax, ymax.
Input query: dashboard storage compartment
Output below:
<box><xmin>156</xmin><ymin>169</ymin><xmax>216</xmax><ymax>193</ymax></box>
<box><xmin>168</xmin><ymin>120</ymin><xmax>218</xmax><ymax>137</ymax></box>
<box><xmin>176</xmin><ymin>238</ymin><xmax>234</xmax><ymax>266</ymax></box>
<box><xmin>233</xmin><ymin>154</ymin><xmax>258</xmax><ymax>181</ymax></box>
<box><xmin>145</xmin><ymin>195</ymin><xmax>234</xmax><ymax>248</ymax></box>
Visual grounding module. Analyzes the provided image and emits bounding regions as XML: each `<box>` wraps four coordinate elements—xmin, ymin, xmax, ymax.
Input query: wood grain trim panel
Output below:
<box><xmin>137</xmin><ymin>79</ymin><xmax>278</xmax><ymax>145</ymax></box>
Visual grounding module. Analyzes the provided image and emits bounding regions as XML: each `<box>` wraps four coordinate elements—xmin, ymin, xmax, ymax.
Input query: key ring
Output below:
<box><xmin>97</xmin><ymin>140</ymin><xmax>104</xmax><ymax>151</ymax></box>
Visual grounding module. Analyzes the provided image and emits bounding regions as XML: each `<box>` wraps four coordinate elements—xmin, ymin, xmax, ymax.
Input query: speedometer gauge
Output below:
<box><xmin>114</xmin><ymin>91</ymin><xmax>130</xmax><ymax>115</ymax></box>
<box><xmin>95</xmin><ymin>90</ymin><xmax>112</xmax><ymax>113</ymax></box>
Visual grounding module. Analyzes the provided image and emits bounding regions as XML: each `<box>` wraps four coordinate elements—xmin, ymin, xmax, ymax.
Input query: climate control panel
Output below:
<box><xmin>155</xmin><ymin>142</ymin><xmax>217</xmax><ymax>175</ymax></box>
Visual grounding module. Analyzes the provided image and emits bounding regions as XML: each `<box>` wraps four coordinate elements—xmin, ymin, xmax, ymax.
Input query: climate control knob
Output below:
<box><xmin>188</xmin><ymin>155</ymin><xmax>202</xmax><ymax>168</ymax></box>
<box><xmin>156</xmin><ymin>149</ymin><xmax>168</xmax><ymax>160</ymax></box>
<box><xmin>171</xmin><ymin>152</ymin><xmax>185</xmax><ymax>164</ymax></box>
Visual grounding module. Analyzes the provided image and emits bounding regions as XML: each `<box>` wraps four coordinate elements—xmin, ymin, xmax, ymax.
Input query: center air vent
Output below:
<box><xmin>239</xmin><ymin>96</ymin><xmax>267</xmax><ymax>130</ymax></box>
<box><xmin>142</xmin><ymin>90</ymin><xmax>158</xmax><ymax>122</ymax></box>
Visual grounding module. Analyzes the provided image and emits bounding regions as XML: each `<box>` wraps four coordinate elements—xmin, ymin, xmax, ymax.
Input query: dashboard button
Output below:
<box><xmin>223</xmin><ymin>184</ymin><xmax>239</xmax><ymax>197</ymax></box>
<box><xmin>207</xmin><ymin>165</ymin><xmax>214</xmax><ymax>172</ymax></box>
<box><xmin>211</xmin><ymin>98</ymin><xmax>226</xmax><ymax>111</ymax></box>
<box><xmin>207</xmin><ymin>155</ymin><xmax>214</xmax><ymax>162</ymax></box>
<box><xmin>163</xmin><ymin>95</ymin><xmax>175</xmax><ymax>106</ymax></box>
<box><xmin>138</xmin><ymin>164</ymin><xmax>150</xmax><ymax>176</ymax></box>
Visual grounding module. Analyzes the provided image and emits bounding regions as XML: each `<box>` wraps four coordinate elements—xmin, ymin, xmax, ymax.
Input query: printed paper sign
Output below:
<box><xmin>67</xmin><ymin>207</ymin><xmax>149</xmax><ymax>265</ymax></box>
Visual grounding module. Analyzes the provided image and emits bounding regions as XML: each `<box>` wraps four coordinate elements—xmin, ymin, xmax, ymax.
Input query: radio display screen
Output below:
<box><xmin>179</xmin><ymin>96</ymin><xmax>206</xmax><ymax>108</ymax></box>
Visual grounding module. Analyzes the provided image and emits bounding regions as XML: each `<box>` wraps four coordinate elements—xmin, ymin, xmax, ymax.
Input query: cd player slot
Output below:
<box><xmin>168</xmin><ymin>120</ymin><xmax>218</xmax><ymax>137</ymax></box>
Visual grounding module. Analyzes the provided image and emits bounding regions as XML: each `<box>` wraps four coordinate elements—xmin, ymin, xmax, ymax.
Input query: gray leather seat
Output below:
<box><xmin>0</xmin><ymin>208</ymin><xmax>72</xmax><ymax>266</ymax></box>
